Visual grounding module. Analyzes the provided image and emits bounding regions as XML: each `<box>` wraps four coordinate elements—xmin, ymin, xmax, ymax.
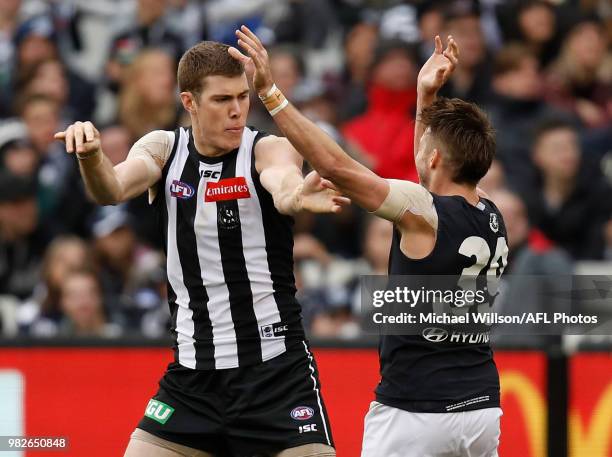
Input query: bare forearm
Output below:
<box><xmin>77</xmin><ymin>151</ymin><xmax>123</xmax><ymax>205</ymax></box>
<box><xmin>273</xmin><ymin>105</ymin><xmax>354</xmax><ymax>185</ymax></box>
<box><xmin>414</xmin><ymin>91</ymin><xmax>436</xmax><ymax>158</ymax></box>
<box><xmin>272</xmin><ymin>170</ymin><xmax>303</xmax><ymax>215</ymax></box>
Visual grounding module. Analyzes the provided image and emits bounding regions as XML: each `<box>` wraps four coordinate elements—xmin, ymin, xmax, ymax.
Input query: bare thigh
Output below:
<box><xmin>123</xmin><ymin>428</ymin><xmax>213</xmax><ymax>457</ymax></box>
<box><xmin>273</xmin><ymin>443</ymin><xmax>336</xmax><ymax>457</ymax></box>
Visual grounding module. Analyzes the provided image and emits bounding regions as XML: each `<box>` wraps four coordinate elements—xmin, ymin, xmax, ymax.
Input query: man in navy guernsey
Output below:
<box><xmin>233</xmin><ymin>27</ymin><xmax>507</xmax><ymax>457</ymax></box>
<box><xmin>55</xmin><ymin>42</ymin><xmax>349</xmax><ymax>456</ymax></box>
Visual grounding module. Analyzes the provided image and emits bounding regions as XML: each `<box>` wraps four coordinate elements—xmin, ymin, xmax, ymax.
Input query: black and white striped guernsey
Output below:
<box><xmin>154</xmin><ymin>126</ymin><xmax>305</xmax><ymax>370</ymax></box>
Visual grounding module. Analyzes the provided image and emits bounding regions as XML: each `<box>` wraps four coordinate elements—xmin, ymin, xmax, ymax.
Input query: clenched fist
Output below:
<box><xmin>54</xmin><ymin>121</ymin><xmax>101</xmax><ymax>157</ymax></box>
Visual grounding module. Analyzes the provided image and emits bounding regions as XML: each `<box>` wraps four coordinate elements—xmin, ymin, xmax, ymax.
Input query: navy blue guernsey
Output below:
<box><xmin>376</xmin><ymin>194</ymin><xmax>508</xmax><ymax>413</ymax></box>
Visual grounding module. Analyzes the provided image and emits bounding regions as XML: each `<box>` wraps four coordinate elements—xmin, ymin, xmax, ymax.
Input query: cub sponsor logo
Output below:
<box><xmin>260</xmin><ymin>323</ymin><xmax>289</xmax><ymax>339</ymax></box>
<box><xmin>145</xmin><ymin>399</ymin><xmax>175</xmax><ymax>424</ymax></box>
<box><xmin>170</xmin><ymin>180</ymin><xmax>194</xmax><ymax>199</ymax></box>
<box><xmin>291</xmin><ymin>406</ymin><xmax>315</xmax><ymax>421</ymax></box>
<box><xmin>205</xmin><ymin>177</ymin><xmax>250</xmax><ymax>202</ymax></box>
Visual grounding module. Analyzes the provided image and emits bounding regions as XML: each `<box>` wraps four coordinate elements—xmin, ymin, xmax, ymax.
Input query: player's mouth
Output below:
<box><xmin>226</xmin><ymin>126</ymin><xmax>244</xmax><ymax>135</ymax></box>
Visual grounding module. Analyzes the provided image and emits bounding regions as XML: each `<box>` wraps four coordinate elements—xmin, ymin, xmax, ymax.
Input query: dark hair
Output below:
<box><xmin>419</xmin><ymin>97</ymin><xmax>495</xmax><ymax>185</ymax></box>
<box><xmin>492</xmin><ymin>43</ymin><xmax>536</xmax><ymax>77</ymax></box>
<box><xmin>532</xmin><ymin>117</ymin><xmax>576</xmax><ymax>145</ymax></box>
<box><xmin>177</xmin><ymin>41</ymin><xmax>244</xmax><ymax>95</ymax></box>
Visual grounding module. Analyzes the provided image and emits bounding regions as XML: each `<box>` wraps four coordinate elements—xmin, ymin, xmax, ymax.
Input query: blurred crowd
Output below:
<box><xmin>0</xmin><ymin>0</ymin><xmax>610</xmax><ymax>340</ymax></box>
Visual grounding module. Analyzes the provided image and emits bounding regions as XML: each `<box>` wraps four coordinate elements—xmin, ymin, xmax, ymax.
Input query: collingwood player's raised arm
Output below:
<box><xmin>54</xmin><ymin>123</ymin><xmax>171</xmax><ymax>205</ymax></box>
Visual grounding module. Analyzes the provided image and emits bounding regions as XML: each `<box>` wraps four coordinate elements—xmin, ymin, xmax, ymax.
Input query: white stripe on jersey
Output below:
<box><xmin>195</xmin><ymin>158</ymin><xmax>239</xmax><ymax>369</ymax></box>
<box><xmin>165</xmin><ymin>129</ymin><xmax>197</xmax><ymax>368</ymax></box>
<box><xmin>237</xmin><ymin>128</ymin><xmax>286</xmax><ymax>361</ymax></box>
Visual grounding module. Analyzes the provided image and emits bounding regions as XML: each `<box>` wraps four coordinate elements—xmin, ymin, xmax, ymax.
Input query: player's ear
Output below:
<box><xmin>430</xmin><ymin>148</ymin><xmax>442</xmax><ymax>169</ymax></box>
<box><xmin>180</xmin><ymin>91</ymin><xmax>198</xmax><ymax>115</ymax></box>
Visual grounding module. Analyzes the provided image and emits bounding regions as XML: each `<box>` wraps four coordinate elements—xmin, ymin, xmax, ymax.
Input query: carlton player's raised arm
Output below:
<box><xmin>230</xmin><ymin>27</ymin><xmax>458</xmax><ymax>258</ymax></box>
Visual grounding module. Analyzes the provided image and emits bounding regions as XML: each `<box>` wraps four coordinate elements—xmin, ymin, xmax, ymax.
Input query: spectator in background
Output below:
<box><xmin>499</xmin><ymin>0</ymin><xmax>560</xmax><ymax>67</ymax></box>
<box><xmin>521</xmin><ymin>118</ymin><xmax>612</xmax><ymax>260</ymax></box>
<box><xmin>12</xmin><ymin>15</ymin><xmax>96</xmax><ymax>120</ymax></box>
<box><xmin>491</xmin><ymin>189</ymin><xmax>572</xmax><ymax>348</ymax></box>
<box><xmin>478</xmin><ymin>159</ymin><xmax>506</xmax><ymax>194</ymax></box>
<box><xmin>0</xmin><ymin>139</ymin><xmax>38</xmax><ymax>177</ymax></box>
<box><xmin>545</xmin><ymin>17</ymin><xmax>612</xmax><ymax>129</ymax></box>
<box><xmin>13</xmin><ymin>58</ymin><xmax>93</xmax><ymax>122</ymax></box>
<box><xmin>438</xmin><ymin>0</ymin><xmax>493</xmax><ymax>105</ymax></box>
<box><xmin>342</xmin><ymin>39</ymin><xmax>419</xmax><ymax>181</ymax></box>
<box><xmin>0</xmin><ymin>171</ymin><xmax>47</xmax><ymax>301</ymax></box>
<box><xmin>248</xmin><ymin>45</ymin><xmax>305</xmax><ymax>134</ymax></box>
<box><xmin>20</xmin><ymin>235</ymin><xmax>91</xmax><ymax>336</ymax></box>
<box><xmin>416</xmin><ymin>1</ymin><xmax>447</xmax><ymax>64</ymax></box>
<box><xmin>58</xmin><ymin>268</ymin><xmax>121</xmax><ymax>337</ymax></box>
<box><xmin>0</xmin><ymin>0</ymin><xmax>24</xmax><ymax>118</ymax></box>
<box><xmin>117</xmin><ymin>48</ymin><xmax>178</xmax><ymax>141</ymax></box>
<box><xmin>485</xmin><ymin>43</ymin><xmax>569</xmax><ymax>191</ymax></box>
<box><xmin>338</xmin><ymin>21</ymin><xmax>378</xmax><ymax>121</ymax></box>
<box><xmin>19</xmin><ymin>94</ymin><xmax>93</xmax><ymax>236</ymax></box>
<box><xmin>106</xmin><ymin>0</ymin><xmax>183</xmax><ymax>88</ymax></box>
<box><xmin>90</xmin><ymin>205</ymin><xmax>165</xmax><ymax>333</ymax></box>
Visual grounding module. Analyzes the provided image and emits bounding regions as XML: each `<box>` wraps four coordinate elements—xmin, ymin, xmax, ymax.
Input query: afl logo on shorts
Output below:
<box><xmin>422</xmin><ymin>327</ymin><xmax>448</xmax><ymax>342</ymax></box>
<box><xmin>170</xmin><ymin>180</ymin><xmax>195</xmax><ymax>199</ymax></box>
<box><xmin>291</xmin><ymin>406</ymin><xmax>314</xmax><ymax>421</ymax></box>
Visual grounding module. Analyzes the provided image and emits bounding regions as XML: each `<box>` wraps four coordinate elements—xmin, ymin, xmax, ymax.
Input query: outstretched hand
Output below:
<box><xmin>418</xmin><ymin>35</ymin><xmax>459</xmax><ymax>97</ymax></box>
<box><xmin>54</xmin><ymin>121</ymin><xmax>101</xmax><ymax>155</ymax></box>
<box><xmin>300</xmin><ymin>170</ymin><xmax>351</xmax><ymax>214</ymax></box>
<box><xmin>228</xmin><ymin>25</ymin><xmax>275</xmax><ymax>97</ymax></box>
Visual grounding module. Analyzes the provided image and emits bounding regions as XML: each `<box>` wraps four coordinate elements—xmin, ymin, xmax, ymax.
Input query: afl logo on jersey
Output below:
<box><xmin>170</xmin><ymin>180</ymin><xmax>195</xmax><ymax>199</ymax></box>
<box><xmin>489</xmin><ymin>213</ymin><xmax>499</xmax><ymax>233</ymax></box>
<box><xmin>422</xmin><ymin>327</ymin><xmax>448</xmax><ymax>342</ymax></box>
<box><xmin>291</xmin><ymin>406</ymin><xmax>315</xmax><ymax>421</ymax></box>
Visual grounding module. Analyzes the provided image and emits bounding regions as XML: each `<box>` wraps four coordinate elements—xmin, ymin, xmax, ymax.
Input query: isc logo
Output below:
<box><xmin>201</xmin><ymin>170</ymin><xmax>221</xmax><ymax>179</ymax></box>
<box><xmin>291</xmin><ymin>406</ymin><xmax>315</xmax><ymax>421</ymax></box>
<box><xmin>299</xmin><ymin>424</ymin><xmax>318</xmax><ymax>434</ymax></box>
<box><xmin>170</xmin><ymin>180</ymin><xmax>194</xmax><ymax>199</ymax></box>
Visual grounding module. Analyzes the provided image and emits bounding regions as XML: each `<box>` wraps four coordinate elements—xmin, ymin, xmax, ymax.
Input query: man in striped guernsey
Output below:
<box><xmin>54</xmin><ymin>41</ymin><xmax>345</xmax><ymax>457</ymax></box>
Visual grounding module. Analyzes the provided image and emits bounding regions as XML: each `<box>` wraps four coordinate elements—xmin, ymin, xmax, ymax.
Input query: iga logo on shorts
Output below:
<box><xmin>291</xmin><ymin>406</ymin><xmax>315</xmax><ymax>421</ymax></box>
<box><xmin>170</xmin><ymin>180</ymin><xmax>195</xmax><ymax>199</ymax></box>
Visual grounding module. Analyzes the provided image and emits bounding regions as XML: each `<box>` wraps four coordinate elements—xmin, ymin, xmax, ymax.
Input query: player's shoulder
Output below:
<box><xmin>135</xmin><ymin>129</ymin><xmax>176</xmax><ymax>147</ymax></box>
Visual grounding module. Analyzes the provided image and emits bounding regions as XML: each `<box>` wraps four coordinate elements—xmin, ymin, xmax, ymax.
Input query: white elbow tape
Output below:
<box><xmin>371</xmin><ymin>179</ymin><xmax>438</xmax><ymax>229</ymax></box>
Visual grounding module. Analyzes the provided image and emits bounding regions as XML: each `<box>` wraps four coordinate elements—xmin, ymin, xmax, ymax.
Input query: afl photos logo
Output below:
<box><xmin>422</xmin><ymin>327</ymin><xmax>449</xmax><ymax>342</ymax></box>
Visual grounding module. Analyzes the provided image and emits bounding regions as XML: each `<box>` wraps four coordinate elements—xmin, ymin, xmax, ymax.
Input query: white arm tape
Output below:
<box><xmin>127</xmin><ymin>130</ymin><xmax>174</xmax><ymax>203</ymax></box>
<box><xmin>371</xmin><ymin>179</ymin><xmax>438</xmax><ymax>230</ymax></box>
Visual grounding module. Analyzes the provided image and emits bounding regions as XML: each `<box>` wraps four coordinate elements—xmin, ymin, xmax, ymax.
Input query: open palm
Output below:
<box><xmin>300</xmin><ymin>171</ymin><xmax>351</xmax><ymax>214</ymax></box>
<box><xmin>418</xmin><ymin>35</ymin><xmax>459</xmax><ymax>97</ymax></box>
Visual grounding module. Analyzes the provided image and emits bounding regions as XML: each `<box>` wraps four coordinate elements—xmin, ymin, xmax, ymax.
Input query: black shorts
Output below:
<box><xmin>137</xmin><ymin>341</ymin><xmax>334</xmax><ymax>457</ymax></box>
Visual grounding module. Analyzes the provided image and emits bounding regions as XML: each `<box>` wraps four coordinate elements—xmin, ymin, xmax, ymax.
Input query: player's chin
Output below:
<box><xmin>224</xmin><ymin>128</ymin><xmax>244</xmax><ymax>147</ymax></box>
